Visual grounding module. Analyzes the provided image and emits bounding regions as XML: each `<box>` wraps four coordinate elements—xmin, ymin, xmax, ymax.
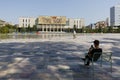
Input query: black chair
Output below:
<box><xmin>101</xmin><ymin>52</ymin><xmax>112</xmax><ymax>73</ymax></box>
<box><xmin>83</xmin><ymin>52</ymin><xmax>102</xmax><ymax>79</ymax></box>
<box><xmin>83</xmin><ymin>52</ymin><xmax>102</xmax><ymax>66</ymax></box>
<box><xmin>91</xmin><ymin>52</ymin><xmax>102</xmax><ymax>71</ymax></box>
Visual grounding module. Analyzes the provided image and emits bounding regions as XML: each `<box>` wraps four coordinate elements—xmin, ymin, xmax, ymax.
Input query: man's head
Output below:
<box><xmin>93</xmin><ymin>40</ymin><xmax>99</xmax><ymax>47</ymax></box>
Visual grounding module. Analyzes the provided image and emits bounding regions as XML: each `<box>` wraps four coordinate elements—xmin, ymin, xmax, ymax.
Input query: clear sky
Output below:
<box><xmin>0</xmin><ymin>0</ymin><xmax>120</xmax><ymax>25</ymax></box>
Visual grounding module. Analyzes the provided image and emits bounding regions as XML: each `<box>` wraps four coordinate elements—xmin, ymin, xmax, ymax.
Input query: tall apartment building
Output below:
<box><xmin>19</xmin><ymin>17</ymin><xmax>36</xmax><ymax>28</ymax></box>
<box><xmin>66</xmin><ymin>18</ymin><xmax>85</xmax><ymax>29</ymax></box>
<box><xmin>110</xmin><ymin>5</ymin><xmax>120</xmax><ymax>26</ymax></box>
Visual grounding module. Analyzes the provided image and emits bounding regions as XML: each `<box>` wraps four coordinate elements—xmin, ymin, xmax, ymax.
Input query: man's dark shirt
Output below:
<box><xmin>90</xmin><ymin>48</ymin><xmax>102</xmax><ymax>57</ymax></box>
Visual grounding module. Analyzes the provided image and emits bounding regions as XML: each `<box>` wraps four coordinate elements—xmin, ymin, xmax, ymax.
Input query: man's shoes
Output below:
<box><xmin>82</xmin><ymin>58</ymin><xmax>90</xmax><ymax>67</ymax></box>
<box><xmin>85</xmin><ymin>64</ymin><xmax>90</xmax><ymax>68</ymax></box>
<box><xmin>85</xmin><ymin>64</ymin><xmax>89</xmax><ymax>66</ymax></box>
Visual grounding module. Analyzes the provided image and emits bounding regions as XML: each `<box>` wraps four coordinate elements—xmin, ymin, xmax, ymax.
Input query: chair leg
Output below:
<box><xmin>110</xmin><ymin>60</ymin><xmax>112</xmax><ymax>73</ymax></box>
<box><xmin>84</xmin><ymin>60</ymin><xmax>85</xmax><ymax>65</ymax></box>
<box><xmin>92</xmin><ymin>61</ymin><xmax>95</xmax><ymax>80</ymax></box>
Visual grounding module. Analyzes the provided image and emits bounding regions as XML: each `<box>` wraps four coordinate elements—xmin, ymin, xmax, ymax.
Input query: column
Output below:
<box><xmin>44</xmin><ymin>24</ymin><xmax>46</xmax><ymax>32</ymax></box>
<box><xmin>53</xmin><ymin>25</ymin><xmax>55</xmax><ymax>32</ymax></box>
<box><xmin>42</xmin><ymin>25</ymin><xmax>44</xmax><ymax>32</ymax></box>
<box><xmin>61</xmin><ymin>24</ymin><xmax>62</xmax><ymax>32</ymax></box>
<box><xmin>57</xmin><ymin>25</ymin><xmax>59</xmax><ymax>32</ymax></box>
<box><xmin>50</xmin><ymin>25</ymin><xmax>51</xmax><ymax>32</ymax></box>
<box><xmin>46</xmin><ymin>24</ymin><xmax>48</xmax><ymax>32</ymax></box>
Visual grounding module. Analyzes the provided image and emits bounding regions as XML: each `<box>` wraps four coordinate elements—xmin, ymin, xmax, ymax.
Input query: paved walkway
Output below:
<box><xmin>0</xmin><ymin>41</ymin><xmax>119</xmax><ymax>80</ymax></box>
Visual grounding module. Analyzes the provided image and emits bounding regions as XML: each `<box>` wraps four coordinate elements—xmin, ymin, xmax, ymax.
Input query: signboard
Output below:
<box><xmin>38</xmin><ymin>16</ymin><xmax>66</xmax><ymax>24</ymax></box>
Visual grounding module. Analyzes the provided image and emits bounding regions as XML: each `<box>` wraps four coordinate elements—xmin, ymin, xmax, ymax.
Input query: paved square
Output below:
<box><xmin>0</xmin><ymin>34</ymin><xmax>120</xmax><ymax>80</ymax></box>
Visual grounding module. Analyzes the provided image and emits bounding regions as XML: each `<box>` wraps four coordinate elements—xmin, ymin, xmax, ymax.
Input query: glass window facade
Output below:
<box><xmin>110</xmin><ymin>5</ymin><xmax>120</xmax><ymax>26</ymax></box>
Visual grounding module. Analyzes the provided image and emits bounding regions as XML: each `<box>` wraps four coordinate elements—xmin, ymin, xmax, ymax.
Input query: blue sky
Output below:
<box><xmin>0</xmin><ymin>0</ymin><xmax>120</xmax><ymax>25</ymax></box>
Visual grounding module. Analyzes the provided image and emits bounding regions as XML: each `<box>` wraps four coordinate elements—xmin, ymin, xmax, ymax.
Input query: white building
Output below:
<box><xmin>0</xmin><ymin>19</ymin><xmax>6</xmax><ymax>27</ymax></box>
<box><xmin>18</xmin><ymin>16</ymin><xmax>85</xmax><ymax>32</ymax></box>
<box><xmin>19</xmin><ymin>17</ymin><xmax>36</xmax><ymax>28</ymax></box>
<box><xmin>110</xmin><ymin>5</ymin><xmax>120</xmax><ymax>26</ymax></box>
<box><xmin>65</xmin><ymin>18</ymin><xmax>85</xmax><ymax>29</ymax></box>
<box><xmin>0</xmin><ymin>19</ymin><xmax>13</xmax><ymax>27</ymax></box>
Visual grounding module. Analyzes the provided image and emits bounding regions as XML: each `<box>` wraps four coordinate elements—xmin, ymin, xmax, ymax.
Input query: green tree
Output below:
<box><xmin>0</xmin><ymin>27</ymin><xmax>9</xmax><ymax>33</ymax></box>
<box><xmin>117</xmin><ymin>27</ymin><xmax>120</xmax><ymax>33</ymax></box>
<box><xmin>108</xmin><ymin>26</ymin><xmax>113</xmax><ymax>33</ymax></box>
<box><xmin>26</xmin><ymin>26</ymin><xmax>31</xmax><ymax>32</ymax></box>
<box><xmin>21</xmin><ymin>27</ymin><xmax>26</xmax><ymax>33</ymax></box>
<box><xmin>32</xmin><ymin>25</ymin><xmax>37</xmax><ymax>32</ymax></box>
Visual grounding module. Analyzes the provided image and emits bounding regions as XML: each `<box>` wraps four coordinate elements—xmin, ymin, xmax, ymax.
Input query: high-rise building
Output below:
<box><xmin>19</xmin><ymin>17</ymin><xmax>36</xmax><ymax>28</ymax></box>
<box><xmin>110</xmin><ymin>5</ymin><xmax>120</xmax><ymax>26</ymax></box>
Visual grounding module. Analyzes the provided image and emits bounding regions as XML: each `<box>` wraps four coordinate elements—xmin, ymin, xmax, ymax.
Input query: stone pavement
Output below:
<box><xmin>0</xmin><ymin>42</ymin><xmax>119</xmax><ymax>80</ymax></box>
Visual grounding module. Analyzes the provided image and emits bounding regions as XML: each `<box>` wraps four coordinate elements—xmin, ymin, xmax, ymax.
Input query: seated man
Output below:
<box><xmin>83</xmin><ymin>40</ymin><xmax>102</xmax><ymax>66</ymax></box>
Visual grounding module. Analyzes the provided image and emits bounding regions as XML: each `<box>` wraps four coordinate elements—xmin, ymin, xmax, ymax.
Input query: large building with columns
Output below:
<box><xmin>36</xmin><ymin>16</ymin><xmax>66</xmax><ymax>32</ymax></box>
<box><xmin>19</xmin><ymin>16</ymin><xmax>85</xmax><ymax>32</ymax></box>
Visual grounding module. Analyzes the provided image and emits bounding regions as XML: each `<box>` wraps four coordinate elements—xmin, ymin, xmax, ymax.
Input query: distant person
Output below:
<box><xmin>82</xmin><ymin>40</ymin><xmax>102</xmax><ymax>66</ymax></box>
<box><xmin>73</xmin><ymin>30</ymin><xmax>76</xmax><ymax>39</ymax></box>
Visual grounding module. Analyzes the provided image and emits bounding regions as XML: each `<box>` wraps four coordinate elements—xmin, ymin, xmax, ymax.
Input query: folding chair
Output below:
<box><xmin>91</xmin><ymin>52</ymin><xmax>102</xmax><ymax>76</ymax></box>
<box><xmin>102</xmin><ymin>52</ymin><xmax>112</xmax><ymax>73</ymax></box>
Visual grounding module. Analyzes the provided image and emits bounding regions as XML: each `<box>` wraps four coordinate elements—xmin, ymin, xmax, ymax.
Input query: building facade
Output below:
<box><xmin>87</xmin><ymin>18</ymin><xmax>109</xmax><ymax>29</ymax></box>
<box><xmin>65</xmin><ymin>18</ymin><xmax>85</xmax><ymax>29</ymax></box>
<box><xmin>19</xmin><ymin>16</ymin><xmax>85</xmax><ymax>32</ymax></box>
<box><xmin>36</xmin><ymin>16</ymin><xmax>66</xmax><ymax>32</ymax></box>
<box><xmin>87</xmin><ymin>23</ymin><xmax>95</xmax><ymax>29</ymax></box>
<box><xmin>110</xmin><ymin>5</ymin><xmax>120</xmax><ymax>26</ymax></box>
<box><xmin>19</xmin><ymin>17</ymin><xmax>36</xmax><ymax>28</ymax></box>
<box><xmin>95</xmin><ymin>21</ymin><xmax>108</xmax><ymax>28</ymax></box>
<box><xmin>0</xmin><ymin>20</ymin><xmax>6</xmax><ymax>27</ymax></box>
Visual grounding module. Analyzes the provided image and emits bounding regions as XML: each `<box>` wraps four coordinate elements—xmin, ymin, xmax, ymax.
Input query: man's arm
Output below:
<box><xmin>88</xmin><ymin>49</ymin><xmax>94</xmax><ymax>57</ymax></box>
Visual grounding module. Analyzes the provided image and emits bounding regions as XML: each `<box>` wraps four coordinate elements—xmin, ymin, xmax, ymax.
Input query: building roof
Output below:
<box><xmin>115</xmin><ymin>4</ymin><xmax>120</xmax><ymax>7</ymax></box>
<box><xmin>0</xmin><ymin>19</ymin><xmax>5</xmax><ymax>22</ymax></box>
